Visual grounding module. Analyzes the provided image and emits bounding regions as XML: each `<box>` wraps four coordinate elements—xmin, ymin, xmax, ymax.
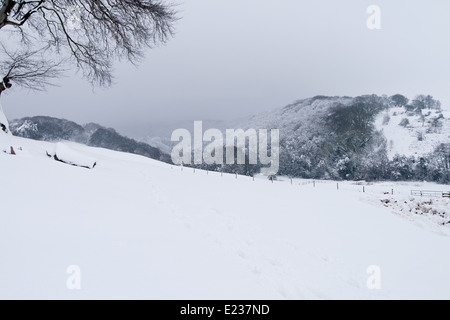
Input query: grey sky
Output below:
<box><xmin>3</xmin><ymin>0</ymin><xmax>450</xmax><ymax>136</ymax></box>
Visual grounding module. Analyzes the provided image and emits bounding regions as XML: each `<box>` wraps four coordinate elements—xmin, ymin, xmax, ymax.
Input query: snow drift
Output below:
<box><xmin>47</xmin><ymin>143</ymin><xmax>97</xmax><ymax>169</ymax></box>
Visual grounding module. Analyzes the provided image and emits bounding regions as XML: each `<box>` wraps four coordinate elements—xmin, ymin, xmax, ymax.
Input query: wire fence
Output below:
<box><xmin>173</xmin><ymin>165</ymin><xmax>449</xmax><ymax>198</ymax></box>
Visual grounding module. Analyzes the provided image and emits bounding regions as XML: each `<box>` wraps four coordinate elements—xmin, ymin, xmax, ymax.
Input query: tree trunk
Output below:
<box><xmin>0</xmin><ymin>0</ymin><xmax>12</xmax><ymax>29</ymax></box>
<box><xmin>0</xmin><ymin>82</ymin><xmax>6</xmax><ymax>95</ymax></box>
<box><xmin>0</xmin><ymin>97</ymin><xmax>15</xmax><ymax>155</ymax></box>
<box><xmin>0</xmin><ymin>76</ymin><xmax>12</xmax><ymax>94</ymax></box>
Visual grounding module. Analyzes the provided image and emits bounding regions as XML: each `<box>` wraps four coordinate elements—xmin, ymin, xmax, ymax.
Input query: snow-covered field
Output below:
<box><xmin>0</xmin><ymin>133</ymin><xmax>449</xmax><ymax>300</ymax></box>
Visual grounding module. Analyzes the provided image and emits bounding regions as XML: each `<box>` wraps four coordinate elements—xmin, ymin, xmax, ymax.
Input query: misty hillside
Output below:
<box><xmin>242</xmin><ymin>95</ymin><xmax>449</xmax><ymax>183</ymax></box>
<box><xmin>188</xmin><ymin>95</ymin><xmax>449</xmax><ymax>183</ymax></box>
<box><xmin>9</xmin><ymin>94</ymin><xmax>450</xmax><ymax>184</ymax></box>
<box><xmin>9</xmin><ymin>116</ymin><xmax>170</xmax><ymax>163</ymax></box>
<box><xmin>239</xmin><ymin>95</ymin><xmax>449</xmax><ymax>156</ymax></box>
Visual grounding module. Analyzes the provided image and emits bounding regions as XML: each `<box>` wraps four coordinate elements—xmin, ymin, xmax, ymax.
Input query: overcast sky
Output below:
<box><xmin>3</xmin><ymin>0</ymin><xmax>450</xmax><ymax>136</ymax></box>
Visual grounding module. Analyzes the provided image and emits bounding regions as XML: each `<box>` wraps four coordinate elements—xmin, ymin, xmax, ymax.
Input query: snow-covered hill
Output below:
<box><xmin>237</xmin><ymin>95</ymin><xmax>449</xmax><ymax>161</ymax></box>
<box><xmin>132</xmin><ymin>94</ymin><xmax>449</xmax><ymax>183</ymax></box>
<box><xmin>376</xmin><ymin>107</ymin><xmax>450</xmax><ymax>159</ymax></box>
<box><xmin>1</xmin><ymin>130</ymin><xmax>449</xmax><ymax>299</ymax></box>
<box><xmin>9</xmin><ymin>116</ymin><xmax>169</xmax><ymax>163</ymax></box>
<box><xmin>234</xmin><ymin>95</ymin><xmax>449</xmax><ymax>182</ymax></box>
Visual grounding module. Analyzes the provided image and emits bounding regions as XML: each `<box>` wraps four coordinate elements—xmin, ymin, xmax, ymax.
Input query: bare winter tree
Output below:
<box><xmin>0</xmin><ymin>45</ymin><xmax>62</xmax><ymax>156</ymax></box>
<box><xmin>0</xmin><ymin>0</ymin><xmax>175</xmax><ymax>154</ymax></box>
<box><xmin>0</xmin><ymin>44</ymin><xmax>63</xmax><ymax>95</ymax></box>
<box><xmin>0</xmin><ymin>0</ymin><xmax>176</xmax><ymax>86</ymax></box>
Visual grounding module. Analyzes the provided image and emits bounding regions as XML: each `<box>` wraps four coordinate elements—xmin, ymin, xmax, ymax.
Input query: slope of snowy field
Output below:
<box><xmin>0</xmin><ymin>133</ymin><xmax>449</xmax><ymax>300</ymax></box>
<box><xmin>376</xmin><ymin>107</ymin><xmax>450</xmax><ymax>159</ymax></box>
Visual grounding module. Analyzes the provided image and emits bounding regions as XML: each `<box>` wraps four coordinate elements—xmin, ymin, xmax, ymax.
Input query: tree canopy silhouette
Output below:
<box><xmin>0</xmin><ymin>0</ymin><xmax>176</xmax><ymax>91</ymax></box>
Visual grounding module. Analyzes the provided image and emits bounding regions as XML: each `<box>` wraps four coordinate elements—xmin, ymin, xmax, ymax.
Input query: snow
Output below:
<box><xmin>0</xmin><ymin>103</ymin><xmax>9</xmax><ymax>134</ymax></box>
<box><xmin>376</xmin><ymin>107</ymin><xmax>450</xmax><ymax>159</ymax></box>
<box><xmin>0</xmin><ymin>103</ymin><xmax>14</xmax><ymax>154</ymax></box>
<box><xmin>50</xmin><ymin>142</ymin><xmax>97</xmax><ymax>169</ymax></box>
<box><xmin>0</xmin><ymin>134</ymin><xmax>449</xmax><ymax>300</ymax></box>
<box><xmin>14</xmin><ymin>120</ymin><xmax>38</xmax><ymax>135</ymax></box>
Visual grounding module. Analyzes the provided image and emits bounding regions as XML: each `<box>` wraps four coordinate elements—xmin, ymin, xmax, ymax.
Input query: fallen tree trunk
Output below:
<box><xmin>46</xmin><ymin>143</ymin><xmax>97</xmax><ymax>169</ymax></box>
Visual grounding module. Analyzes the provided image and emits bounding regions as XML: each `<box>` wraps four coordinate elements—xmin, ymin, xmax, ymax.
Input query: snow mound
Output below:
<box><xmin>48</xmin><ymin>142</ymin><xmax>97</xmax><ymax>169</ymax></box>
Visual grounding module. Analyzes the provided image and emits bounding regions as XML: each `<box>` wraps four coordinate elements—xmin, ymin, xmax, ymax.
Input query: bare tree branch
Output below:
<box><xmin>1</xmin><ymin>0</ymin><xmax>177</xmax><ymax>86</ymax></box>
<box><xmin>0</xmin><ymin>0</ymin><xmax>45</xmax><ymax>29</ymax></box>
<box><xmin>0</xmin><ymin>44</ymin><xmax>64</xmax><ymax>94</ymax></box>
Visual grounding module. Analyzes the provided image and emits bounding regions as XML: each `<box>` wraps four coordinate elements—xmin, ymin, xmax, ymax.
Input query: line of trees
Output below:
<box><xmin>390</xmin><ymin>94</ymin><xmax>442</xmax><ymax>113</ymax></box>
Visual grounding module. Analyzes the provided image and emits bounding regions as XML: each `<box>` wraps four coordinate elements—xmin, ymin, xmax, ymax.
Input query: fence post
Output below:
<box><xmin>363</xmin><ymin>186</ymin><xmax>365</xmax><ymax>193</ymax></box>
<box><xmin>337</xmin><ymin>183</ymin><xmax>339</xmax><ymax>190</ymax></box>
<box><xmin>391</xmin><ymin>189</ymin><xmax>394</xmax><ymax>195</ymax></box>
<box><xmin>313</xmin><ymin>181</ymin><xmax>316</xmax><ymax>188</ymax></box>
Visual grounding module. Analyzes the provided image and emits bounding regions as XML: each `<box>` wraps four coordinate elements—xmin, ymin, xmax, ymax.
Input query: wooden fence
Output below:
<box><xmin>411</xmin><ymin>190</ymin><xmax>450</xmax><ymax>198</ymax></box>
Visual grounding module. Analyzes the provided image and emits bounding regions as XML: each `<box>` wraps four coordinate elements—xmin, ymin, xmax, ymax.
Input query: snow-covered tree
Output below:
<box><xmin>390</xmin><ymin>94</ymin><xmax>409</xmax><ymax>108</ymax></box>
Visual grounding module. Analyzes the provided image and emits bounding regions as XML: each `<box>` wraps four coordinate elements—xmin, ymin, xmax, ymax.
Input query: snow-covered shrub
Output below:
<box><xmin>417</xmin><ymin>131</ymin><xmax>424</xmax><ymax>141</ymax></box>
<box><xmin>399</xmin><ymin>118</ymin><xmax>410</xmax><ymax>127</ymax></box>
